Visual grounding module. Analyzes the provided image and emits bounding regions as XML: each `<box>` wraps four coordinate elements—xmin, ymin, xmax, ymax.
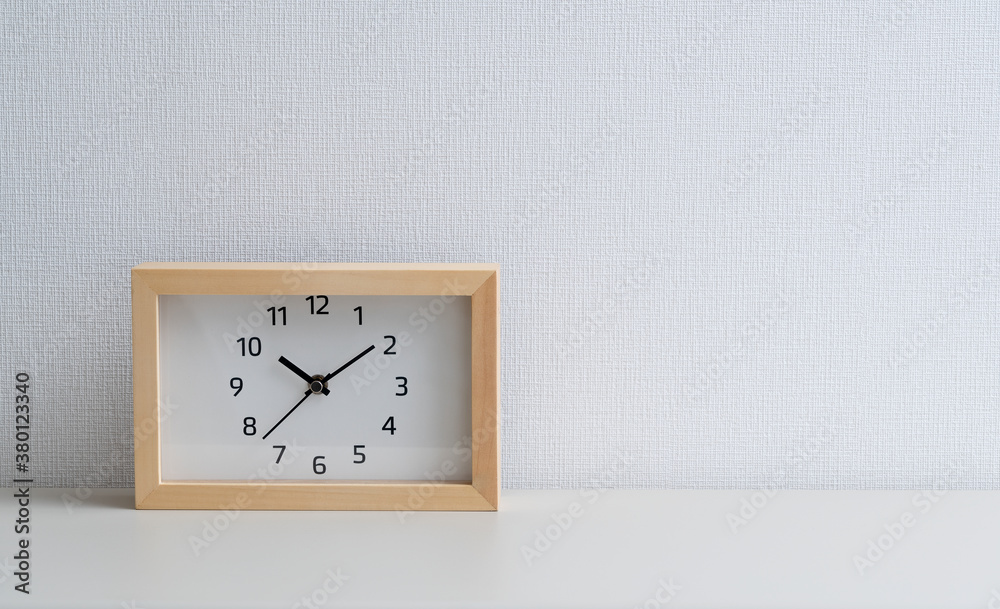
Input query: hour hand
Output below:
<box><xmin>278</xmin><ymin>356</ymin><xmax>330</xmax><ymax>396</ymax></box>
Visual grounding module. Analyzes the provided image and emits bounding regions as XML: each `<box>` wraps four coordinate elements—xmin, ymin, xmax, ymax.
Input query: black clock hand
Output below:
<box><xmin>321</xmin><ymin>345</ymin><xmax>376</xmax><ymax>383</ymax></box>
<box><xmin>262</xmin><ymin>346</ymin><xmax>374</xmax><ymax>441</ymax></box>
<box><xmin>278</xmin><ymin>355</ymin><xmax>330</xmax><ymax>396</ymax></box>
<box><xmin>261</xmin><ymin>392</ymin><xmax>312</xmax><ymax>441</ymax></box>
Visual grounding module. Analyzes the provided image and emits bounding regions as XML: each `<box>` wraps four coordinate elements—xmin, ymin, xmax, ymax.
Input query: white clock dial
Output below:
<box><xmin>157</xmin><ymin>294</ymin><xmax>472</xmax><ymax>482</ymax></box>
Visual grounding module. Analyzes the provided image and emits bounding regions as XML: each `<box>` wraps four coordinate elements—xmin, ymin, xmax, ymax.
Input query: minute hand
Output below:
<box><xmin>322</xmin><ymin>345</ymin><xmax>375</xmax><ymax>383</ymax></box>
<box><xmin>261</xmin><ymin>392</ymin><xmax>311</xmax><ymax>441</ymax></box>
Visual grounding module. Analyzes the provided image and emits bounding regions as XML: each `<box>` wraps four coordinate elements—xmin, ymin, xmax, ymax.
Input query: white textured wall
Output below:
<box><xmin>1</xmin><ymin>1</ymin><xmax>997</xmax><ymax>489</ymax></box>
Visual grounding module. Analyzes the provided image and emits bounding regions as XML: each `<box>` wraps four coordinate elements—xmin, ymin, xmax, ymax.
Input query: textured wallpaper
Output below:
<box><xmin>1</xmin><ymin>1</ymin><xmax>997</xmax><ymax>489</ymax></box>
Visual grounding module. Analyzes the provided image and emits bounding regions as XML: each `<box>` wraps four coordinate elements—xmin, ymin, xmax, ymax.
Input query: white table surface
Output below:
<box><xmin>1</xmin><ymin>488</ymin><xmax>998</xmax><ymax>608</ymax></box>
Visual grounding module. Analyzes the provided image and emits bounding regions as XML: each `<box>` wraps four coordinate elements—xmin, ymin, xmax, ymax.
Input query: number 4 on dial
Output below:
<box><xmin>382</xmin><ymin>416</ymin><xmax>396</xmax><ymax>435</ymax></box>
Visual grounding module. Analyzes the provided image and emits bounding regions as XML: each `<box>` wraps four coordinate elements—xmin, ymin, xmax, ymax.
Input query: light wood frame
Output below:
<box><xmin>132</xmin><ymin>263</ymin><xmax>499</xmax><ymax>511</ymax></box>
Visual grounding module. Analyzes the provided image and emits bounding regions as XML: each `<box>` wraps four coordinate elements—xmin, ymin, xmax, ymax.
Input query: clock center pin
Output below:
<box><xmin>309</xmin><ymin>376</ymin><xmax>326</xmax><ymax>395</ymax></box>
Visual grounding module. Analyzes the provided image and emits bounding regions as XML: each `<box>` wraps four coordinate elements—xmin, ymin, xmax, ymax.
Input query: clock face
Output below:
<box><xmin>157</xmin><ymin>294</ymin><xmax>472</xmax><ymax>482</ymax></box>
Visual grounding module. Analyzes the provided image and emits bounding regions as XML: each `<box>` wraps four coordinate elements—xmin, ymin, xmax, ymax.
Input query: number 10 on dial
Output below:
<box><xmin>132</xmin><ymin>263</ymin><xmax>499</xmax><ymax>511</ymax></box>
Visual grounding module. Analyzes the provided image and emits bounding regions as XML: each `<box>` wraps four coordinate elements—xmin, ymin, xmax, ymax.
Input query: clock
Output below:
<box><xmin>131</xmin><ymin>263</ymin><xmax>499</xmax><ymax>511</ymax></box>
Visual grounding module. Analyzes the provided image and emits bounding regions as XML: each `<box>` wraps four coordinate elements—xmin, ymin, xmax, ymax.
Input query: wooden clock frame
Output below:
<box><xmin>132</xmin><ymin>263</ymin><xmax>499</xmax><ymax>511</ymax></box>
